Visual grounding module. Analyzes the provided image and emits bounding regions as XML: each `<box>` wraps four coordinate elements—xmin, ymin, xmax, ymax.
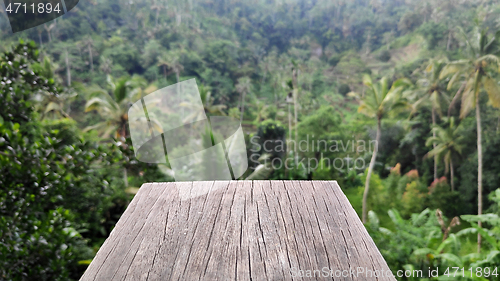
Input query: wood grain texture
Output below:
<box><xmin>80</xmin><ymin>181</ymin><xmax>396</xmax><ymax>281</ymax></box>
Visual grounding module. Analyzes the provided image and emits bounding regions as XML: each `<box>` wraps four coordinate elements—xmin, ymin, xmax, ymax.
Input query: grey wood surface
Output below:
<box><xmin>80</xmin><ymin>181</ymin><xmax>396</xmax><ymax>281</ymax></box>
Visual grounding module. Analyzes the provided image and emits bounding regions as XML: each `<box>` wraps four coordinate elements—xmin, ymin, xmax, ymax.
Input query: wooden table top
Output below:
<box><xmin>80</xmin><ymin>181</ymin><xmax>395</xmax><ymax>281</ymax></box>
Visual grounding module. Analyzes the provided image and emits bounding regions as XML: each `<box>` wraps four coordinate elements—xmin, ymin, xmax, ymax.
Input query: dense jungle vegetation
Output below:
<box><xmin>2</xmin><ymin>0</ymin><xmax>500</xmax><ymax>279</ymax></box>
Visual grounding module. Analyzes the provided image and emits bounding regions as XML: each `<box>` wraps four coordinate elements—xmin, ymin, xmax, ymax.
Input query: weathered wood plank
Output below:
<box><xmin>80</xmin><ymin>181</ymin><xmax>395</xmax><ymax>281</ymax></box>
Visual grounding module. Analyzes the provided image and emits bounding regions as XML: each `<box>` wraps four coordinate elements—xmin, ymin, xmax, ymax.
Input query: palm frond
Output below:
<box><xmin>44</xmin><ymin>102</ymin><xmax>62</xmax><ymax>114</ymax></box>
<box><xmin>431</xmin><ymin>91</ymin><xmax>442</xmax><ymax>116</ymax></box>
<box><xmin>392</xmin><ymin>77</ymin><xmax>412</xmax><ymax>88</ymax></box>
<box><xmin>245</xmin><ymin>154</ymin><xmax>273</xmax><ymax>180</ymax></box>
<box><xmin>362</xmin><ymin>74</ymin><xmax>373</xmax><ymax>88</ymax></box>
<box><xmin>448</xmin><ymin>82</ymin><xmax>465</xmax><ymax>116</ymax></box>
<box><xmin>459</xmin><ymin>80</ymin><xmax>476</xmax><ymax>118</ymax></box>
<box><xmin>435</xmin><ymin>253</ymin><xmax>462</xmax><ymax>267</ymax></box>
<box><xmin>478</xmin><ymin>54</ymin><xmax>500</xmax><ymax>68</ymax></box>
<box><xmin>113</xmin><ymin>76</ymin><xmax>130</xmax><ymax>103</ymax></box>
<box><xmin>207</xmin><ymin>104</ymin><xmax>227</xmax><ymax>115</ymax></box>
<box><xmin>83</xmin><ymin>121</ymin><xmax>116</xmax><ymax>137</ymax></box>
<box><xmin>358</xmin><ymin>103</ymin><xmax>377</xmax><ymax>118</ymax></box>
<box><xmin>447</xmin><ymin>71</ymin><xmax>462</xmax><ymax>90</ymax></box>
<box><xmin>440</xmin><ymin>64</ymin><xmax>465</xmax><ymax>80</ymax></box>
<box><xmin>483</xmin><ymin>75</ymin><xmax>500</xmax><ymax>108</ymax></box>
<box><xmin>85</xmin><ymin>96</ymin><xmax>120</xmax><ymax>115</ymax></box>
<box><xmin>245</xmin><ymin>164</ymin><xmax>273</xmax><ymax>180</ymax></box>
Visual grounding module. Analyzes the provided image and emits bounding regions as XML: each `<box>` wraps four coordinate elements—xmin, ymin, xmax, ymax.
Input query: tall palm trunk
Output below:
<box><xmin>88</xmin><ymin>44</ymin><xmax>94</xmax><ymax>72</ymax></box>
<box><xmin>292</xmin><ymin>69</ymin><xmax>299</xmax><ymax>150</ymax></box>
<box><xmin>363</xmin><ymin>117</ymin><xmax>381</xmax><ymax>224</ymax></box>
<box><xmin>447</xmin><ymin>30</ymin><xmax>452</xmax><ymax>51</ymax></box>
<box><xmin>155</xmin><ymin>9</ymin><xmax>159</xmax><ymax>27</ymax></box>
<box><xmin>450</xmin><ymin>157</ymin><xmax>454</xmax><ymax>191</ymax></box>
<box><xmin>293</xmin><ymin>88</ymin><xmax>298</xmax><ymax>146</ymax></box>
<box><xmin>288</xmin><ymin>103</ymin><xmax>292</xmax><ymax>146</ymax></box>
<box><xmin>44</xmin><ymin>24</ymin><xmax>52</xmax><ymax>42</ymax></box>
<box><xmin>123</xmin><ymin>168</ymin><xmax>128</xmax><ymax>187</ymax></box>
<box><xmin>285</xmin><ymin>102</ymin><xmax>292</xmax><ymax>178</ymax></box>
<box><xmin>44</xmin><ymin>22</ymin><xmax>56</xmax><ymax>42</ymax></box>
<box><xmin>176</xmin><ymin>70</ymin><xmax>182</xmax><ymax>117</ymax></box>
<box><xmin>476</xmin><ymin>93</ymin><xmax>483</xmax><ymax>253</ymax></box>
<box><xmin>65</xmin><ymin>49</ymin><xmax>71</xmax><ymax>86</ymax></box>
<box><xmin>121</xmin><ymin>123</ymin><xmax>127</xmax><ymax>139</ymax></box>
<box><xmin>38</xmin><ymin>29</ymin><xmax>43</xmax><ymax>49</ymax></box>
<box><xmin>432</xmin><ymin>108</ymin><xmax>437</xmax><ymax>180</ymax></box>
<box><xmin>239</xmin><ymin>90</ymin><xmax>247</xmax><ymax>124</ymax></box>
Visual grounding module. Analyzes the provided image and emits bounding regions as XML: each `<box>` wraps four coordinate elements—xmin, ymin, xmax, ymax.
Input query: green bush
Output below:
<box><xmin>426</xmin><ymin>177</ymin><xmax>463</xmax><ymax>218</ymax></box>
<box><xmin>378</xmin><ymin>50</ymin><xmax>391</xmax><ymax>62</ymax></box>
<box><xmin>328</xmin><ymin>54</ymin><xmax>341</xmax><ymax>66</ymax></box>
<box><xmin>418</xmin><ymin>21</ymin><xmax>447</xmax><ymax>50</ymax></box>
<box><xmin>0</xmin><ymin>41</ymin><xmax>130</xmax><ymax>280</ymax></box>
<box><xmin>338</xmin><ymin>84</ymin><xmax>351</xmax><ymax>96</ymax></box>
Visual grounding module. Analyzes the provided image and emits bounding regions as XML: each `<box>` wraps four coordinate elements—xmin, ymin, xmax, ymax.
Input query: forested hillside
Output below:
<box><xmin>2</xmin><ymin>0</ymin><xmax>500</xmax><ymax>279</ymax></box>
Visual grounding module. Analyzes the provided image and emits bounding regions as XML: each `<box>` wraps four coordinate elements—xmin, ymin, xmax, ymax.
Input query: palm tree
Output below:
<box><xmin>84</xmin><ymin>75</ymin><xmax>149</xmax><ymax>138</ymax></box>
<box><xmin>439</xmin><ymin>27</ymin><xmax>500</xmax><ymax>252</ymax></box>
<box><xmin>150</xmin><ymin>0</ymin><xmax>164</xmax><ymax>28</ymax></box>
<box><xmin>43</xmin><ymin>22</ymin><xmax>56</xmax><ymax>42</ymax></box>
<box><xmin>425</xmin><ymin>117</ymin><xmax>464</xmax><ymax>191</ymax></box>
<box><xmin>157</xmin><ymin>51</ymin><xmax>184</xmax><ymax>83</ymax></box>
<box><xmin>64</xmin><ymin>47</ymin><xmax>71</xmax><ymax>86</ymax></box>
<box><xmin>32</xmin><ymin>57</ymin><xmax>75</xmax><ymax>119</ymax></box>
<box><xmin>408</xmin><ymin>59</ymin><xmax>450</xmax><ymax>181</ymax></box>
<box><xmin>235</xmin><ymin>77</ymin><xmax>252</xmax><ymax>124</ymax></box>
<box><xmin>51</xmin><ymin>43</ymin><xmax>77</xmax><ymax>87</ymax></box>
<box><xmin>199</xmin><ymin>85</ymin><xmax>226</xmax><ymax>116</ymax></box>
<box><xmin>252</xmin><ymin>99</ymin><xmax>270</xmax><ymax>124</ymax></box>
<box><xmin>37</xmin><ymin>27</ymin><xmax>44</xmax><ymax>49</ymax></box>
<box><xmin>33</xmin><ymin>55</ymin><xmax>59</xmax><ymax>82</ymax></box>
<box><xmin>41</xmin><ymin>93</ymin><xmax>76</xmax><ymax>119</ymax></box>
<box><xmin>99</xmin><ymin>56</ymin><xmax>113</xmax><ymax>75</ymax></box>
<box><xmin>157</xmin><ymin>55</ymin><xmax>170</xmax><ymax>80</ymax></box>
<box><xmin>85</xmin><ymin>76</ymin><xmax>157</xmax><ymax>189</ymax></box>
<box><xmin>141</xmin><ymin>39</ymin><xmax>162</xmax><ymax>70</ymax></box>
<box><xmin>82</xmin><ymin>36</ymin><xmax>95</xmax><ymax>73</ymax></box>
<box><xmin>33</xmin><ymin>84</ymin><xmax>76</xmax><ymax>120</ymax></box>
<box><xmin>351</xmin><ymin>74</ymin><xmax>410</xmax><ymax>223</ymax></box>
<box><xmin>291</xmin><ymin>60</ymin><xmax>300</xmax><ymax>147</ymax></box>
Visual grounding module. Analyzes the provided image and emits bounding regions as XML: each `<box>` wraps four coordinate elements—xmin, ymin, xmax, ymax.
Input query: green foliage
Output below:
<box><xmin>398</xmin><ymin>12</ymin><xmax>424</xmax><ymax>34</ymax></box>
<box><xmin>336</xmin><ymin>51</ymin><xmax>370</xmax><ymax>84</ymax></box>
<box><xmin>2</xmin><ymin>0</ymin><xmax>500</xmax><ymax>279</ymax></box>
<box><xmin>101</xmin><ymin>43</ymin><xmax>140</xmax><ymax>73</ymax></box>
<box><xmin>0</xmin><ymin>41</ymin><xmax>139</xmax><ymax>280</ymax></box>
<box><xmin>328</xmin><ymin>54</ymin><xmax>341</xmax><ymax>66</ymax></box>
<box><xmin>84</xmin><ymin>74</ymin><xmax>148</xmax><ymax>138</ymax></box>
<box><xmin>378</xmin><ymin>50</ymin><xmax>392</xmax><ymax>62</ymax></box>
<box><xmin>460</xmin><ymin>189</ymin><xmax>500</xmax><ymax>252</ymax></box>
<box><xmin>401</xmin><ymin>180</ymin><xmax>427</xmax><ymax>217</ymax></box>
<box><xmin>0</xmin><ymin>41</ymin><xmax>87</xmax><ymax>280</ymax></box>
<box><xmin>427</xmin><ymin>177</ymin><xmax>463</xmax><ymax>218</ymax></box>
<box><xmin>367</xmin><ymin>208</ymin><xmax>443</xmax><ymax>275</ymax></box>
<box><xmin>353</xmin><ymin>74</ymin><xmax>411</xmax><ymax>120</ymax></box>
<box><xmin>252</xmin><ymin>119</ymin><xmax>286</xmax><ymax>161</ymax></box>
<box><xmin>360</xmin><ymin>170</ymin><xmax>386</xmax><ymax>211</ymax></box>
<box><xmin>418</xmin><ymin>22</ymin><xmax>448</xmax><ymax>50</ymax></box>
<box><xmin>338</xmin><ymin>84</ymin><xmax>351</xmax><ymax>96</ymax></box>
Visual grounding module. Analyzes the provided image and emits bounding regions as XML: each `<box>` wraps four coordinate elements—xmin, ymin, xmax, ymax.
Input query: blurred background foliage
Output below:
<box><xmin>2</xmin><ymin>0</ymin><xmax>500</xmax><ymax>279</ymax></box>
